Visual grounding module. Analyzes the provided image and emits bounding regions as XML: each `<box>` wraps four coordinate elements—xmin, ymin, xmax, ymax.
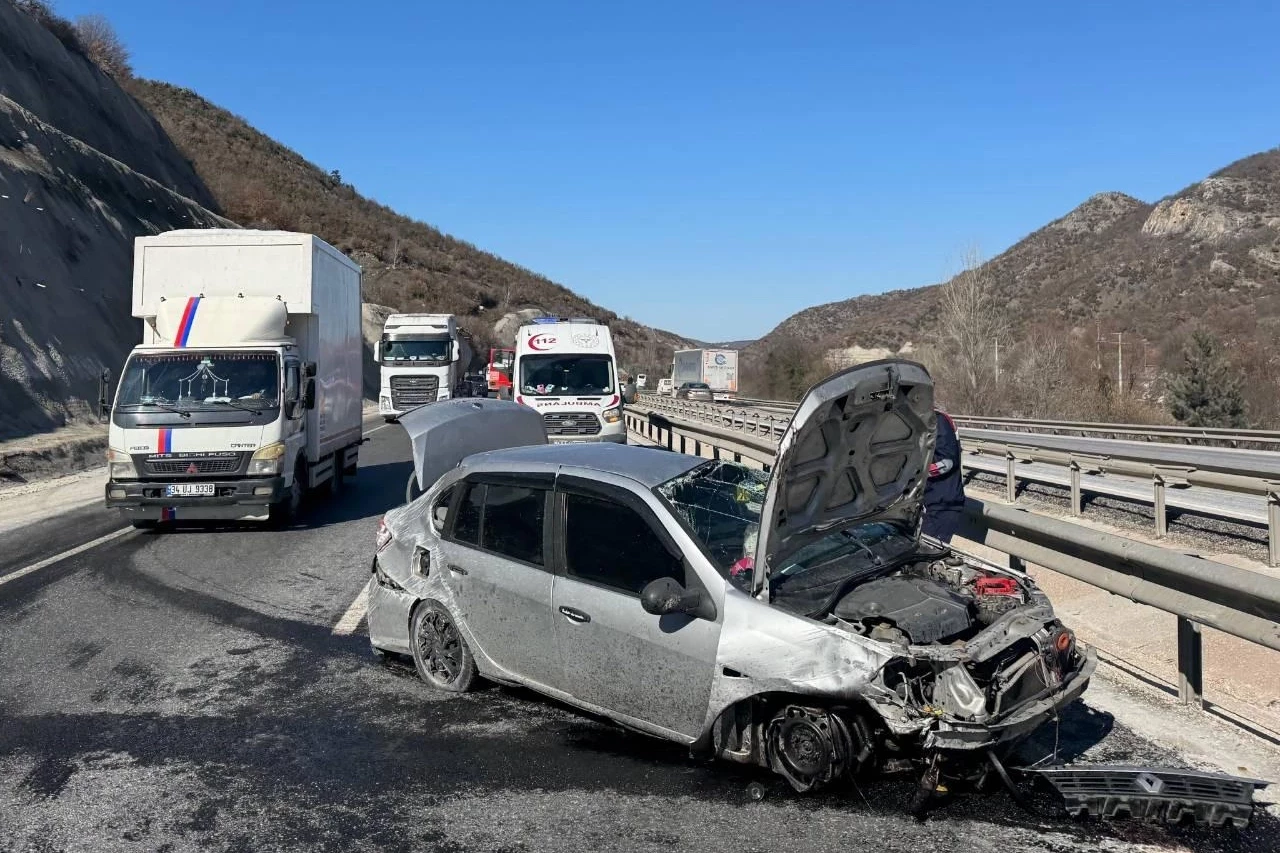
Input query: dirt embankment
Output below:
<box><xmin>0</xmin><ymin>0</ymin><xmax>227</xmax><ymax>442</ymax></box>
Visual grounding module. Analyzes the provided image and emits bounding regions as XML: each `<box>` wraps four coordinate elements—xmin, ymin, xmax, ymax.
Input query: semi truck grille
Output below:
<box><xmin>390</xmin><ymin>375</ymin><xmax>441</xmax><ymax>409</ymax></box>
<box><xmin>543</xmin><ymin>412</ymin><xmax>602</xmax><ymax>436</ymax></box>
<box><xmin>145</xmin><ymin>456</ymin><xmax>243</xmax><ymax>476</ymax></box>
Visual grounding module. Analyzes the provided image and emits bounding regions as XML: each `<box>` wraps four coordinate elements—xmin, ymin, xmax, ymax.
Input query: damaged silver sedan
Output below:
<box><xmin>367</xmin><ymin>360</ymin><xmax>1096</xmax><ymax>796</ymax></box>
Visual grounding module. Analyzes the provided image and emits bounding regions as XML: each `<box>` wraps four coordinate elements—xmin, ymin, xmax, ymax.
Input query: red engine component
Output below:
<box><xmin>975</xmin><ymin>576</ymin><xmax>1020</xmax><ymax>596</ymax></box>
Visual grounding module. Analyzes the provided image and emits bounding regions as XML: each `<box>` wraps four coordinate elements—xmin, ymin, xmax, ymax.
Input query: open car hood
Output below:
<box><xmin>400</xmin><ymin>398</ymin><xmax>547</xmax><ymax>495</ymax></box>
<box><xmin>752</xmin><ymin>359</ymin><xmax>935</xmax><ymax>594</ymax></box>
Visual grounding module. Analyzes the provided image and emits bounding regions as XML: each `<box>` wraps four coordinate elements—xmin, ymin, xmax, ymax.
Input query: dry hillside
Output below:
<box><xmin>127</xmin><ymin>79</ymin><xmax>691</xmax><ymax>376</ymax></box>
<box><xmin>748</xmin><ymin>150</ymin><xmax>1280</xmax><ymax>417</ymax></box>
<box><xmin>0</xmin><ymin>1</ymin><xmax>226</xmax><ymax>441</ymax></box>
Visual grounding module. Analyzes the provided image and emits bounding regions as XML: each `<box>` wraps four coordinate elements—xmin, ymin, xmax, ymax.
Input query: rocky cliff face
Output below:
<box><xmin>0</xmin><ymin>2</ymin><xmax>224</xmax><ymax>440</ymax></box>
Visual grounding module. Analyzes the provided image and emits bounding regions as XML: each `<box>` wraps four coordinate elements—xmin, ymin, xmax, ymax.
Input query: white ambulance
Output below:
<box><xmin>512</xmin><ymin>318</ymin><xmax>626</xmax><ymax>443</ymax></box>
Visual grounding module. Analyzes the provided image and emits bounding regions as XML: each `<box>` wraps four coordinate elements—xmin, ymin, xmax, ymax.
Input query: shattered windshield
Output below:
<box><xmin>770</xmin><ymin>522</ymin><xmax>917</xmax><ymax>616</ymax></box>
<box><xmin>116</xmin><ymin>352</ymin><xmax>280</xmax><ymax>409</ymax></box>
<box><xmin>520</xmin><ymin>354</ymin><xmax>614</xmax><ymax>396</ymax></box>
<box><xmin>657</xmin><ymin>460</ymin><xmax>767</xmax><ymax>577</ymax></box>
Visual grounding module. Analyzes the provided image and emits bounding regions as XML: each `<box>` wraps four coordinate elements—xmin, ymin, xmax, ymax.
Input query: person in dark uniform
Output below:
<box><xmin>923</xmin><ymin>410</ymin><xmax>965</xmax><ymax>542</ymax></box>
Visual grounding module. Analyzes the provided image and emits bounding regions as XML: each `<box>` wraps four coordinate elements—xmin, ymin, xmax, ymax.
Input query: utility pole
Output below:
<box><xmin>1116</xmin><ymin>331</ymin><xmax>1123</xmax><ymax>393</ymax></box>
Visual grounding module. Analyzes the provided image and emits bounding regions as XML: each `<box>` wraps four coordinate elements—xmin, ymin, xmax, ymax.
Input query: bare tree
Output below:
<box><xmin>387</xmin><ymin>231</ymin><xmax>401</xmax><ymax>269</ymax></box>
<box><xmin>73</xmin><ymin>14</ymin><xmax>132</xmax><ymax>78</ymax></box>
<box><xmin>932</xmin><ymin>247</ymin><xmax>1008</xmax><ymax>413</ymax></box>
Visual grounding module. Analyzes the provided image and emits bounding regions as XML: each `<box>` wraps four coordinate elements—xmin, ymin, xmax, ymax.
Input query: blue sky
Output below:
<box><xmin>57</xmin><ymin>0</ymin><xmax>1280</xmax><ymax>341</ymax></box>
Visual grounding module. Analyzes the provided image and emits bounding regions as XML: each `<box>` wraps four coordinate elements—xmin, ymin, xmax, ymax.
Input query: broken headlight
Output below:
<box><xmin>933</xmin><ymin>665</ymin><xmax>989</xmax><ymax>721</ymax></box>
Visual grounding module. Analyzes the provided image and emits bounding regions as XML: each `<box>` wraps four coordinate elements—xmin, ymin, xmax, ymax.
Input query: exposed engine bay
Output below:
<box><xmin>825</xmin><ymin>553</ymin><xmax>1038</xmax><ymax>647</ymax></box>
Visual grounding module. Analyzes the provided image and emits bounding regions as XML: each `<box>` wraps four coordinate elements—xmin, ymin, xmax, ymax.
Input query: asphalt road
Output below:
<box><xmin>2</xmin><ymin>419</ymin><xmax>1277</xmax><ymax>852</ymax></box>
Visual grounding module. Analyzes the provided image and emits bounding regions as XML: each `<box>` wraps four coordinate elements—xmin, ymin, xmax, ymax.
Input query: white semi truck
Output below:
<box><xmin>376</xmin><ymin>313</ymin><xmax>472</xmax><ymax>421</ymax></box>
<box><xmin>671</xmin><ymin>348</ymin><xmax>739</xmax><ymax>398</ymax></box>
<box><xmin>105</xmin><ymin>229</ymin><xmax>364</xmax><ymax>527</ymax></box>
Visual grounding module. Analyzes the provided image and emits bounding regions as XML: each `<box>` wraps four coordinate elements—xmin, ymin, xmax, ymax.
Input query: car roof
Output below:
<box><xmin>461</xmin><ymin>442</ymin><xmax>705</xmax><ymax>488</ymax></box>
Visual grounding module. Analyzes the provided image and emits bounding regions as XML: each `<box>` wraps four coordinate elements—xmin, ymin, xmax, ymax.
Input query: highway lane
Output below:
<box><xmin>2</xmin><ymin>422</ymin><xmax>1278</xmax><ymax>851</ymax></box>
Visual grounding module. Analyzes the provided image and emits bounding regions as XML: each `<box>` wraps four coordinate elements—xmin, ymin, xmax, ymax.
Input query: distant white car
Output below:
<box><xmin>656</xmin><ymin>378</ymin><xmax>674</xmax><ymax>396</ymax></box>
<box><xmin>637</xmin><ymin>373</ymin><xmax>647</xmax><ymax>388</ymax></box>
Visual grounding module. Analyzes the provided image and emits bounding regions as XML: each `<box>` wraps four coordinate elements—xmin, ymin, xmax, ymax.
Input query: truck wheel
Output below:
<box><xmin>269</xmin><ymin>460</ymin><xmax>305</xmax><ymax>526</ymax></box>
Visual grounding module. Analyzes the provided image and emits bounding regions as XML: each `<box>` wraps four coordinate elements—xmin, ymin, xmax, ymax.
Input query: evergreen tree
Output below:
<box><xmin>1166</xmin><ymin>331</ymin><xmax>1248</xmax><ymax>428</ymax></box>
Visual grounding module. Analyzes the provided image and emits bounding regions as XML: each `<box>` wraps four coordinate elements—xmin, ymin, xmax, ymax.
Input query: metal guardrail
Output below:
<box><xmin>623</xmin><ymin>404</ymin><xmax>1280</xmax><ymax>712</ymax></box>
<box><xmin>952</xmin><ymin>415</ymin><xmax>1280</xmax><ymax>448</ymax></box>
<box><xmin>636</xmin><ymin>395</ymin><xmax>1280</xmax><ymax>567</ymax></box>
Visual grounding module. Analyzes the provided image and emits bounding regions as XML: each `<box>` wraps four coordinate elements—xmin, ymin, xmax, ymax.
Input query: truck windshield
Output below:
<box><xmin>520</xmin><ymin>354</ymin><xmax>614</xmax><ymax>396</ymax></box>
<box><xmin>116</xmin><ymin>352</ymin><xmax>280</xmax><ymax>409</ymax></box>
<box><xmin>382</xmin><ymin>339</ymin><xmax>451</xmax><ymax>362</ymax></box>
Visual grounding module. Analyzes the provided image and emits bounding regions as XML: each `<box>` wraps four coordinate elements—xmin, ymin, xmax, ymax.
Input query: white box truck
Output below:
<box><xmin>105</xmin><ymin>229</ymin><xmax>364</xmax><ymax>527</ymax></box>
<box><xmin>375</xmin><ymin>313</ymin><xmax>472</xmax><ymax>421</ymax></box>
<box><xmin>513</xmin><ymin>317</ymin><xmax>625</xmax><ymax>443</ymax></box>
<box><xmin>671</xmin><ymin>348</ymin><xmax>738</xmax><ymax>398</ymax></box>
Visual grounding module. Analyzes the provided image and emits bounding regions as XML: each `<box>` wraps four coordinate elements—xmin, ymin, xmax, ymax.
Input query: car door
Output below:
<box><xmin>435</xmin><ymin>473</ymin><xmax>560</xmax><ymax>688</ymax></box>
<box><xmin>550</xmin><ymin>473</ymin><xmax>722</xmax><ymax>740</ymax></box>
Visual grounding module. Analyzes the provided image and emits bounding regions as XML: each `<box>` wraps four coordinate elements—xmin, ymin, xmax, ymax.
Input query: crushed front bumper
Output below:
<box><xmin>926</xmin><ymin>648</ymin><xmax>1098</xmax><ymax>751</ymax></box>
<box><xmin>105</xmin><ymin>476</ymin><xmax>286</xmax><ymax>521</ymax></box>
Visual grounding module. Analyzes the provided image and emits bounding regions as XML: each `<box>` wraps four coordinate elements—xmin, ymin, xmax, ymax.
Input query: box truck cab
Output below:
<box><xmin>513</xmin><ymin>318</ymin><xmax>625</xmax><ymax>443</ymax></box>
<box><xmin>375</xmin><ymin>313</ymin><xmax>470</xmax><ymax>421</ymax></box>
<box><xmin>105</xmin><ymin>230</ymin><xmax>364</xmax><ymax>528</ymax></box>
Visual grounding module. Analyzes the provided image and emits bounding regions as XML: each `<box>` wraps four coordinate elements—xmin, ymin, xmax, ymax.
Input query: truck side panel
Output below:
<box><xmin>672</xmin><ymin>350</ymin><xmax>702</xmax><ymax>386</ymax></box>
<box><xmin>308</xmin><ymin>245</ymin><xmax>363</xmax><ymax>460</ymax></box>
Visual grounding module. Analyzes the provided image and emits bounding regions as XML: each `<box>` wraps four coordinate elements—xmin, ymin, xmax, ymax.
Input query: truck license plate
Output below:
<box><xmin>165</xmin><ymin>483</ymin><xmax>215</xmax><ymax>497</ymax></box>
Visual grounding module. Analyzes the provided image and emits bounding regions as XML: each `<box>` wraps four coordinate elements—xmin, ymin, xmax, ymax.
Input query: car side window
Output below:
<box><xmin>431</xmin><ymin>485</ymin><xmax>456</xmax><ymax>534</ymax></box>
<box><xmin>454</xmin><ymin>482</ymin><xmax>483</xmax><ymax>546</ymax></box>
<box><xmin>482</xmin><ymin>484</ymin><xmax>545</xmax><ymax>565</ymax></box>
<box><xmin>563</xmin><ymin>492</ymin><xmax>684</xmax><ymax>594</ymax></box>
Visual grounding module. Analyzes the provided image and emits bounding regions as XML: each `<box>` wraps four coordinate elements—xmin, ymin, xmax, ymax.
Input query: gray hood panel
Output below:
<box><xmin>753</xmin><ymin>359</ymin><xmax>935</xmax><ymax>591</ymax></box>
<box><xmin>401</xmin><ymin>399</ymin><xmax>548</xmax><ymax>492</ymax></box>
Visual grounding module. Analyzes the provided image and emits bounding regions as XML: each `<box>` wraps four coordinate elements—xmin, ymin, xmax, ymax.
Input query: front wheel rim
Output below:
<box><xmin>417</xmin><ymin>609</ymin><xmax>461</xmax><ymax>683</ymax></box>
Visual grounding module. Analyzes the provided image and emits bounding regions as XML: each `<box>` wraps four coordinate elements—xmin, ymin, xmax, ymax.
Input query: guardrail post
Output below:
<box><xmin>1268</xmin><ymin>483</ymin><xmax>1280</xmax><ymax>568</ymax></box>
<box><xmin>1005</xmin><ymin>452</ymin><xmax>1017</xmax><ymax>503</ymax></box>
<box><xmin>1176</xmin><ymin>617</ymin><xmax>1203</xmax><ymax>709</ymax></box>
<box><xmin>1069</xmin><ymin>461</ymin><xmax>1082</xmax><ymax>517</ymax></box>
<box><xmin>1153</xmin><ymin>473</ymin><xmax>1168</xmax><ymax>539</ymax></box>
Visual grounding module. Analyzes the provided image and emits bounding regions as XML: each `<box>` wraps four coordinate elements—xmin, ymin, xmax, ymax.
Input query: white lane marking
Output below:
<box><xmin>364</xmin><ymin>423</ymin><xmax>393</xmax><ymax>437</ymax></box>
<box><xmin>0</xmin><ymin>527</ymin><xmax>136</xmax><ymax>588</ymax></box>
<box><xmin>332</xmin><ymin>585</ymin><xmax>370</xmax><ymax>635</ymax></box>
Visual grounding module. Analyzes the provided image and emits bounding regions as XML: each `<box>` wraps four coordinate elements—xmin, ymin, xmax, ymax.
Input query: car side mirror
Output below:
<box><xmin>641</xmin><ymin>577</ymin><xmax>704</xmax><ymax>617</ymax></box>
<box><xmin>304</xmin><ymin>361</ymin><xmax>317</xmax><ymax>378</ymax></box>
<box><xmin>304</xmin><ymin>378</ymin><xmax>316</xmax><ymax>410</ymax></box>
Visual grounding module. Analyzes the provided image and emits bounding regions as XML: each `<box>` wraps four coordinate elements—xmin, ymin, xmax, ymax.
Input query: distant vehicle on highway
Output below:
<box><xmin>366</xmin><ymin>362</ymin><xmax>1094</xmax><ymax>803</ymax></box>
<box><xmin>486</xmin><ymin>347</ymin><xmax>514</xmax><ymax>397</ymax></box>
<box><xmin>636</xmin><ymin>373</ymin><xmax>647</xmax><ymax>388</ymax></box>
<box><xmin>376</xmin><ymin>314</ymin><xmax>471</xmax><ymax>422</ymax></box>
<box><xmin>674</xmin><ymin>381</ymin><xmax>713</xmax><ymax>402</ymax></box>
<box><xmin>656</xmin><ymin>377</ymin><xmax>674</xmax><ymax>396</ymax></box>
<box><xmin>672</xmin><ymin>348</ymin><xmax>738</xmax><ymax>399</ymax></box>
<box><xmin>513</xmin><ymin>317</ymin><xmax>625</xmax><ymax>444</ymax></box>
<box><xmin>105</xmin><ymin>229</ymin><xmax>363</xmax><ymax>528</ymax></box>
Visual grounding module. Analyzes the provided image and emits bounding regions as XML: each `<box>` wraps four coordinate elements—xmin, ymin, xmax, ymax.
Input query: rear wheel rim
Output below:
<box><xmin>417</xmin><ymin>609</ymin><xmax>461</xmax><ymax>684</ymax></box>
